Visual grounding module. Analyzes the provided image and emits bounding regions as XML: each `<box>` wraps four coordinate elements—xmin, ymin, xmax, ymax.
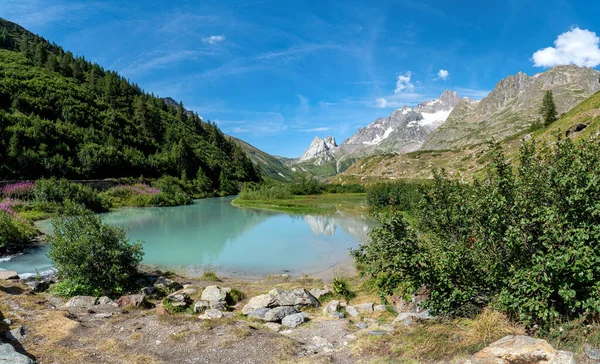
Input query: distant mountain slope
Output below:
<box><xmin>336</xmin><ymin>89</ymin><xmax>600</xmax><ymax>184</ymax></box>
<box><xmin>422</xmin><ymin>65</ymin><xmax>600</xmax><ymax>150</ymax></box>
<box><xmin>227</xmin><ymin>137</ymin><xmax>292</xmax><ymax>181</ymax></box>
<box><xmin>0</xmin><ymin>18</ymin><xmax>260</xmax><ymax>192</ymax></box>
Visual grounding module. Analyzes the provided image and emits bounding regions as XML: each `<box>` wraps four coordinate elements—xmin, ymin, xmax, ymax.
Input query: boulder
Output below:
<box><xmin>5</xmin><ymin>325</ymin><xmax>24</xmax><ymax>341</ymax></box>
<box><xmin>322</xmin><ymin>300</ymin><xmax>340</xmax><ymax>315</ymax></box>
<box><xmin>199</xmin><ymin>309</ymin><xmax>224</xmax><ymax>320</ymax></box>
<box><xmin>585</xmin><ymin>343</ymin><xmax>600</xmax><ymax>360</ymax></box>
<box><xmin>193</xmin><ymin>301</ymin><xmax>210</xmax><ymax>314</ymax></box>
<box><xmin>392</xmin><ymin>313</ymin><xmax>415</xmax><ymax>326</ymax></box>
<box><xmin>140</xmin><ymin>286</ymin><xmax>157</xmax><ymax>296</ymax></box>
<box><xmin>355</xmin><ymin>303</ymin><xmax>374</xmax><ymax>312</ymax></box>
<box><xmin>98</xmin><ymin>296</ymin><xmax>117</xmax><ymax>306</ymax></box>
<box><xmin>165</xmin><ymin>292</ymin><xmax>192</xmax><ymax>307</ymax></box>
<box><xmin>66</xmin><ymin>296</ymin><xmax>98</xmax><ymax>308</ymax></box>
<box><xmin>355</xmin><ymin>322</ymin><xmax>368</xmax><ymax>330</ymax></box>
<box><xmin>264</xmin><ymin>306</ymin><xmax>299</xmax><ymax>322</ymax></box>
<box><xmin>156</xmin><ymin>306</ymin><xmax>169</xmax><ymax>315</ymax></box>
<box><xmin>116</xmin><ymin>294</ymin><xmax>147</xmax><ymax>308</ymax></box>
<box><xmin>209</xmin><ymin>300</ymin><xmax>227</xmax><ymax>311</ymax></box>
<box><xmin>249</xmin><ymin>308</ymin><xmax>271</xmax><ymax>321</ymax></box>
<box><xmin>374</xmin><ymin>305</ymin><xmax>387</xmax><ymax>312</ymax></box>
<box><xmin>269</xmin><ymin>288</ymin><xmax>320</xmax><ymax>307</ymax></box>
<box><xmin>264</xmin><ymin>322</ymin><xmax>282</xmax><ymax>332</ymax></box>
<box><xmin>309</xmin><ymin>287</ymin><xmax>332</xmax><ymax>300</ymax></box>
<box><xmin>153</xmin><ymin>277</ymin><xmax>183</xmax><ymax>291</ymax></box>
<box><xmin>24</xmin><ymin>280</ymin><xmax>49</xmax><ymax>292</ymax></box>
<box><xmin>0</xmin><ymin>342</ymin><xmax>34</xmax><ymax>364</ymax></box>
<box><xmin>328</xmin><ymin>312</ymin><xmax>345</xmax><ymax>319</ymax></box>
<box><xmin>282</xmin><ymin>313</ymin><xmax>305</xmax><ymax>328</ymax></box>
<box><xmin>201</xmin><ymin>286</ymin><xmax>228</xmax><ymax>302</ymax></box>
<box><xmin>242</xmin><ymin>294</ymin><xmax>277</xmax><ymax>315</ymax></box>
<box><xmin>465</xmin><ymin>335</ymin><xmax>575</xmax><ymax>364</ymax></box>
<box><xmin>346</xmin><ymin>306</ymin><xmax>359</xmax><ymax>318</ymax></box>
<box><xmin>0</xmin><ymin>270</ymin><xmax>19</xmax><ymax>280</ymax></box>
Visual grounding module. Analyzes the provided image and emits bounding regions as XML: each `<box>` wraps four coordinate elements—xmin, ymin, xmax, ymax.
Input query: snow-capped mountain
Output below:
<box><xmin>297</xmin><ymin>136</ymin><xmax>338</xmax><ymax>165</ymax></box>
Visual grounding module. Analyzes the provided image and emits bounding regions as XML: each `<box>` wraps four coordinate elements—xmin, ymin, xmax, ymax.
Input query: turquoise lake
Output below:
<box><xmin>0</xmin><ymin>197</ymin><xmax>373</xmax><ymax>277</ymax></box>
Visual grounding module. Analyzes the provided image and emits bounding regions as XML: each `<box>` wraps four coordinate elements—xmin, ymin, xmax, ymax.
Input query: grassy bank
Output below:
<box><xmin>232</xmin><ymin>193</ymin><xmax>368</xmax><ymax>215</ymax></box>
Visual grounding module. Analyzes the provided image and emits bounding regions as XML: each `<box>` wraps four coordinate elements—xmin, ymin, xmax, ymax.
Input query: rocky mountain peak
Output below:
<box><xmin>298</xmin><ymin>136</ymin><xmax>338</xmax><ymax>163</ymax></box>
<box><xmin>439</xmin><ymin>90</ymin><xmax>460</xmax><ymax>105</ymax></box>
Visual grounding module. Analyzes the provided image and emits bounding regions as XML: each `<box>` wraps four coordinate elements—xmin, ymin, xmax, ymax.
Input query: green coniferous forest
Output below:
<box><xmin>0</xmin><ymin>18</ymin><xmax>260</xmax><ymax>194</ymax></box>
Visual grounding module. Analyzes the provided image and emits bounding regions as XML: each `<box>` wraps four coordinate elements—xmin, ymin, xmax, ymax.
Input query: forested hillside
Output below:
<box><xmin>0</xmin><ymin>18</ymin><xmax>260</xmax><ymax>194</ymax></box>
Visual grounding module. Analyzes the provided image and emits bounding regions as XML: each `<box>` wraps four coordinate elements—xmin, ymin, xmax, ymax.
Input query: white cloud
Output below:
<box><xmin>436</xmin><ymin>69</ymin><xmax>449</xmax><ymax>80</ymax></box>
<box><xmin>203</xmin><ymin>35</ymin><xmax>226</xmax><ymax>45</ymax></box>
<box><xmin>298</xmin><ymin>127</ymin><xmax>331</xmax><ymax>132</ymax></box>
<box><xmin>454</xmin><ymin>87</ymin><xmax>491</xmax><ymax>100</ymax></box>
<box><xmin>376</xmin><ymin>97</ymin><xmax>388</xmax><ymax>108</ymax></box>
<box><xmin>394</xmin><ymin>71</ymin><xmax>415</xmax><ymax>94</ymax></box>
<box><xmin>532</xmin><ymin>27</ymin><xmax>600</xmax><ymax>67</ymax></box>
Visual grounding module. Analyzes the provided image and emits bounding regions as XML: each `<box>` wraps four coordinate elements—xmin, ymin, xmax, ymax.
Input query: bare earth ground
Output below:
<box><xmin>0</xmin><ymin>274</ymin><xmax>393</xmax><ymax>364</ymax></box>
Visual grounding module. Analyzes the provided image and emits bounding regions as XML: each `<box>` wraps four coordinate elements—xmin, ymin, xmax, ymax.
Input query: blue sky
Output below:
<box><xmin>2</xmin><ymin>0</ymin><xmax>600</xmax><ymax>157</ymax></box>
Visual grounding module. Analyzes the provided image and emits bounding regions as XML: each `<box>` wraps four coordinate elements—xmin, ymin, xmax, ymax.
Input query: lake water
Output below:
<box><xmin>0</xmin><ymin>197</ymin><xmax>373</xmax><ymax>277</ymax></box>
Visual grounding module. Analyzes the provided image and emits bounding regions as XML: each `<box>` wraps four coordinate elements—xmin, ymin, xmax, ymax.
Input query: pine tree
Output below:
<box><xmin>0</xmin><ymin>27</ymin><xmax>10</xmax><ymax>48</ymax></box>
<box><xmin>540</xmin><ymin>90</ymin><xmax>558</xmax><ymax>127</ymax></box>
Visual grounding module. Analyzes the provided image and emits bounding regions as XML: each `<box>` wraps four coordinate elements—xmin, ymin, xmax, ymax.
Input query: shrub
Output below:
<box><xmin>323</xmin><ymin>184</ymin><xmax>366</xmax><ymax>194</ymax></box>
<box><xmin>238</xmin><ymin>183</ymin><xmax>293</xmax><ymax>200</ymax></box>
<box><xmin>1</xmin><ymin>182</ymin><xmax>35</xmax><ymax>200</ymax></box>
<box><xmin>47</xmin><ymin>205</ymin><xmax>144</xmax><ymax>296</ymax></box>
<box><xmin>200</xmin><ymin>270</ymin><xmax>220</xmax><ymax>282</ymax></box>
<box><xmin>332</xmin><ymin>277</ymin><xmax>356</xmax><ymax>301</ymax></box>
<box><xmin>0</xmin><ymin>210</ymin><xmax>35</xmax><ymax>250</ymax></box>
<box><xmin>289</xmin><ymin>176</ymin><xmax>324</xmax><ymax>195</ymax></box>
<box><xmin>150</xmin><ymin>176</ymin><xmax>192</xmax><ymax>207</ymax></box>
<box><xmin>366</xmin><ymin>180</ymin><xmax>425</xmax><ymax>211</ymax></box>
<box><xmin>354</xmin><ymin>137</ymin><xmax>600</xmax><ymax>327</ymax></box>
<box><xmin>34</xmin><ymin>178</ymin><xmax>110</xmax><ymax>212</ymax></box>
<box><xmin>104</xmin><ymin>184</ymin><xmax>159</xmax><ymax>207</ymax></box>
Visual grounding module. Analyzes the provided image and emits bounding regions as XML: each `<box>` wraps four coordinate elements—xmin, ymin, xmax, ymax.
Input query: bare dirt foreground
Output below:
<box><xmin>0</xmin><ymin>274</ymin><xmax>393</xmax><ymax>364</ymax></box>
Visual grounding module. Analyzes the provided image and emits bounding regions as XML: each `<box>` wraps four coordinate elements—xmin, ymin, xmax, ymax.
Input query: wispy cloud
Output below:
<box><xmin>0</xmin><ymin>0</ymin><xmax>107</xmax><ymax>28</ymax></box>
<box><xmin>203</xmin><ymin>35</ymin><xmax>226</xmax><ymax>44</ymax></box>
<box><xmin>120</xmin><ymin>50</ymin><xmax>205</xmax><ymax>76</ymax></box>
<box><xmin>297</xmin><ymin>127</ymin><xmax>331</xmax><ymax>132</ymax></box>
<box><xmin>454</xmin><ymin>87</ymin><xmax>491</xmax><ymax>100</ymax></box>
<box><xmin>532</xmin><ymin>27</ymin><xmax>600</xmax><ymax>68</ymax></box>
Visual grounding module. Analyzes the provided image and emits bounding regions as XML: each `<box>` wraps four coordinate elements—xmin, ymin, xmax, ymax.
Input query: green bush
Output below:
<box><xmin>150</xmin><ymin>176</ymin><xmax>193</xmax><ymax>206</ymax></box>
<box><xmin>238</xmin><ymin>183</ymin><xmax>293</xmax><ymax>200</ymax></box>
<box><xmin>354</xmin><ymin>137</ymin><xmax>600</xmax><ymax>327</ymax></box>
<box><xmin>0</xmin><ymin>211</ymin><xmax>35</xmax><ymax>250</ymax></box>
<box><xmin>34</xmin><ymin>178</ymin><xmax>110</xmax><ymax>212</ymax></box>
<box><xmin>332</xmin><ymin>277</ymin><xmax>356</xmax><ymax>301</ymax></box>
<box><xmin>289</xmin><ymin>176</ymin><xmax>324</xmax><ymax>195</ymax></box>
<box><xmin>47</xmin><ymin>205</ymin><xmax>144</xmax><ymax>296</ymax></box>
<box><xmin>323</xmin><ymin>184</ymin><xmax>366</xmax><ymax>194</ymax></box>
<box><xmin>366</xmin><ymin>180</ymin><xmax>425</xmax><ymax>211</ymax></box>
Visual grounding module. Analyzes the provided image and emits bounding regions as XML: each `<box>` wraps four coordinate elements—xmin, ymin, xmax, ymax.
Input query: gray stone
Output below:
<box><xmin>249</xmin><ymin>308</ymin><xmax>271</xmax><ymax>321</ymax></box>
<box><xmin>281</xmin><ymin>313</ymin><xmax>305</xmax><ymax>328</ymax></box>
<box><xmin>25</xmin><ymin>280</ymin><xmax>49</xmax><ymax>292</ymax></box>
<box><xmin>66</xmin><ymin>296</ymin><xmax>98</xmax><ymax>307</ymax></box>
<box><xmin>209</xmin><ymin>300</ymin><xmax>227</xmax><ymax>311</ymax></box>
<box><xmin>585</xmin><ymin>343</ymin><xmax>600</xmax><ymax>360</ymax></box>
<box><xmin>48</xmin><ymin>296</ymin><xmax>66</xmax><ymax>308</ymax></box>
<box><xmin>392</xmin><ymin>313</ymin><xmax>415</xmax><ymax>326</ymax></box>
<box><xmin>6</xmin><ymin>326</ymin><xmax>24</xmax><ymax>341</ymax></box>
<box><xmin>0</xmin><ymin>270</ymin><xmax>18</xmax><ymax>280</ymax></box>
<box><xmin>368</xmin><ymin>330</ymin><xmax>387</xmax><ymax>336</ymax></box>
<box><xmin>269</xmin><ymin>288</ymin><xmax>320</xmax><ymax>307</ymax></box>
<box><xmin>379</xmin><ymin>324</ymin><xmax>395</xmax><ymax>332</ymax></box>
<box><xmin>201</xmin><ymin>286</ymin><xmax>228</xmax><ymax>302</ymax></box>
<box><xmin>193</xmin><ymin>301</ymin><xmax>210</xmax><ymax>313</ymax></box>
<box><xmin>355</xmin><ymin>322</ymin><xmax>368</xmax><ymax>330</ymax></box>
<box><xmin>465</xmin><ymin>335</ymin><xmax>575</xmax><ymax>364</ymax></box>
<box><xmin>117</xmin><ymin>294</ymin><xmax>147</xmax><ymax>308</ymax></box>
<box><xmin>309</xmin><ymin>287</ymin><xmax>332</xmax><ymax>300</ymax></box>
<box><xmin>153</xmin><ymin>277</ymin><xmax>183</xmax><ymax>291</ymax></box>
<box><xmin>2</xmin><ymin>318</ymin><xmax>11</xmax><ymax>325</ymax></box>
<box><xmin>93</xmin><ymin>313</ymin><xmax>113</xmax><ymax>319</ymax></box>
<box><xmin>199</xmin><ymin>309</ymin><xmax>223</xmax><ymax>320</ymax></box>
<box><xmin>140</xmin><ymin>286</ymin><xmax>157</xmax><ymax>296</ymax></box>
<box><xmin>355</xmin><ymin>303</ymin><xmax>374</xmax><ymax>312</ymax></box>
<box><xmin>346</xmin><ymin>306</ymin><xmax>359</xmax><ymax>318</ymax></box>
<box><xmin>264</xmin><ymin>322</ymin><xmax>281</xmax><ymax>332</ymax></box>
<box><xmin>0</xmin><ymin>342</ymin><xmax>34</xmax><ymax>363</ymax></box>
<box><xmin>328</xmin><ymin>312</ymin><xmax>345</xmax><ymax>319</ymax></box>
<box><xmin>374</xmin><ymin>305</ymin><xmax>387</xmax><ymax>312</ymax></box>
<box><xmin>242</xmin><ymin>294</ymin><xmax>276</xmax><ymax>315</ymax></box>
<box><xmin>264</xmin><ymin>306</ymin><xmax>299</xmax><ymax>322</ymax></box>
<box><xmin>322</xmin><ymin>300</ymin><xmax>339</xmax><ymax>315</ymax></box>
<box><xmin>166</xmin><ymin>292</ymin><xmax>192</xmax><ymax>307</ymax></box>
<box><xmin>98</xmin><ymin>296</ymin><xmax>117</xmax><ymax>306</ymax></box>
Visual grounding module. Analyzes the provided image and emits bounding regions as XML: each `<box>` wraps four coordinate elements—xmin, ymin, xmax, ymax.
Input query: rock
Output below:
<box><xmin>322</xmin><ymin>300</ymin><xmax>340</xmax><ymax>315</ymax></box>
<box><xmin>24</xmin><ymin>280</ymin><xmax>49</xmax><ymax>292</ymax></box>
<box><xmin>339</xmin><ymin>302</ymin><xmax>347</xmax><ymax>308</ymax></box>
<box><xmin>281</xmin><ymin>274</ymin><xmax>290</xmax><ymax>279</ymax></box>
<box><xmin>264</xmin><ymin>322</ymin><xmax>281</xmax><ymax>332</ymax></box>
<box><xmin>465</xmin><ymin>335</ymin><xmax>575</xmax><ymax>364</ymax></box>
<box><xmin>328</xmin><ymin>312</ymin><xmax>345</xmax><ymax>319</ymax></box>
<box><xmin>585</xmin><ymin>343</ymin><xmax>600</xmax><ymax>360</ymax></box>
<box><xmin>264</xmin><ymin>307</ymin><xmax>299</xmax><ymax>322</ymax></box>
<box><xmin>242</xmin><ymin>294</ymin><xmax>277</xmax><ymax>315</ymax></box>
<box><xmin>98</xmin><ymin>296</ymin><xmax>117</xmax><ymax>306</ymax></box>
<box><xmin>374</xmin><ymin>305</ymin><xmax>387</xmax><ymax>312</ymax></box>
<box><xmin>116</xmin><ymin>294</ymin><xmax>147</xmax><ymax>308</ymax></box>
<box><xmin>166</xmin><ymin>292</ymin><xmax>192</xmax><ymax>307</ymax></box>
<box><xmin>193</xmin><ymin>301</ymin><xmax>210</xmax><ymax>314</ymax></box>
<box><xmin>355</xmin><ymin>322</ymin><xmax>368</xmax><ymax>330</ymax></box>
<box><xmin>392</xmin><ymin>313</ymin><xmax>415</xmax><ymax>326</ymax></box>
<box><xmin>379</xmin><ymin>324</ymin><xmax>395</xmax><ymax>332</ymax></box>
<box><xmin>5</xmin><ymin>325</ymin><xmax>24</xmax><ymax>341</ymax></box>
<box><xmin>249</xmin><ymin>308</ymin><xmax>271</xmax><ymax>321</ymax></box>
<box><xmin>346</xmin><ymin>306</ymin><xmax>359</xmax><ymax>318</ymax></box>
<box><xmin>355</xmin><ymin>303</ymin><xmax>374</xmax><ymax>312</ymax></box>
<box><xmin>153</xmin><ymin>277</ymin><xmax>182</xmax><ymax>291</ymax></box>
<box><xmin>309</xmin><ymin>287</ymin><xmax>332</xmax><ymax>299</ymax></box>
<box><xmin>199</xmin><ymin>309</ymin><xmax>224</xmax><ymax>320</ymax></box>
<box><xmin>0</xmin><ymin>342</ymin><xmax>34</xmax><ymax>363</ymax></box>
<box><xmin>368</xmin><ymin>330</ymin><xmax>387</xmax><ymax>336</ymax></box>
<box><xmin>93</xmin><ymin>313</ymin><xmax>113</xmax><ymax>319</ymax></box>
<box><xmin>48</xmin><ymin>296</ymin><xmax>66</xmax><ymax>308</ymax></box>
<box><xmin>2</xmin><ymin>318</ymin><xmax>11</xmax><ymax>325</ymax></box>
<box><xmin>156</xmin><ymin>306</ymin><xmax>169</xmax><ymax>315</ymax></box>
<box><xmin>282</xmin><ymin>313</ymin><xmax>305</xmax><ymax>328</ymax></box>
<box><xmin>66</xmin><ymin>296</ymin><xmax>98</xmax><ymax>308</ymax></box>
<box><xmin>140</xmin><ymin>286</ymin><xmax>157</xmax><ymax>296</ymax></box>
<box><xmin>269</xmin><ymin>288</ymin><xmax>320</xmax><ymax>307</ymax></box>
<box><xmin>201</xmin><ymin>286</ymin><xmax>228</xmax><ymax>302</ymax></box>
<box><xmin>0</xmin><ymin>270</ymin><xmax>19</xmax><ymax>280</ymax></box>
<box><xmin>209</xmin><ymin>300</ymin><xmax>227</xmax><ymax>311</ymax></box>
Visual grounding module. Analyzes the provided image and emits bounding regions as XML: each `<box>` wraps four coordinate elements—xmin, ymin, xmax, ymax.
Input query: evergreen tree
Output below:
<box><xmin>540</xmin><ymin>90</ymin><xmax>558</xmax><ymax>126</ymax></box>
<box><xmin>0</xmin><ymin>27</ymin><xmax>10</xmax><ymax>47</ymax></box>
